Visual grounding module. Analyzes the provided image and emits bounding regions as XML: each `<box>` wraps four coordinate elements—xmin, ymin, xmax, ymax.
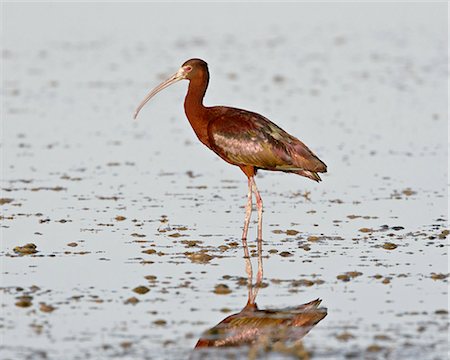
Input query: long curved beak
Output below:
<box><xmin>133</xmin><ymin>67</ymin><xmax>186</xmax><ymax>120</ymax></box>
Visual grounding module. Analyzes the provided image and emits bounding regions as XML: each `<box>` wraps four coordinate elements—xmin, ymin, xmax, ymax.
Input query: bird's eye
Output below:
<box><xmin>184</xmin><ymin>66</ymin><xmax>192</xmax><ymax>72</ymax></box>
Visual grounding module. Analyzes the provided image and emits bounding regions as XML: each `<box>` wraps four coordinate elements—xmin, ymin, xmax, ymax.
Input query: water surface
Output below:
<box><xmin>1</xmin><ymin>3</ymin><xmax>448</xmax><ymax>359</ymax></box>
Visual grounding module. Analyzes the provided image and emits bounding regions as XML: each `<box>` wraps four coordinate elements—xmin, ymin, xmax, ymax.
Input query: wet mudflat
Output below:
<box><xmin>1</xmin><ymin>3</ymin><xmax>448</xmax><ymax>360</ymax></box>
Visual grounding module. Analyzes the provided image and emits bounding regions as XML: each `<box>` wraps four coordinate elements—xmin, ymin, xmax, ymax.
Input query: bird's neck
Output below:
<box><xmin>184</xmin><ymin>71</ymin><xmax>211</xmax><ymax>147</ymax></box>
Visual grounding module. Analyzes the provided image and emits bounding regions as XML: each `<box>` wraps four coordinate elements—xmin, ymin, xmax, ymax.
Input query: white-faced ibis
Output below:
<box><xmin>134</xmin><ymin>59</ymin><xmax>327</xmax><ymax>293</ymax></box>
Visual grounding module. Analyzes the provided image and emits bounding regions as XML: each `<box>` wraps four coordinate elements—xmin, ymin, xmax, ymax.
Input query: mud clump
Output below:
<box><xmin>0</xmin><ymin>198</ymin><xmax>14</xmax><ymax>205</ymax></box>
<box><xmin>382</xmin><ymin>242</ymin><xmax>398</xmax><ymax>250</ymax></box>
<box><xmin>279</xmin><ymin>251</ymin><xmax>293</xmax><ymax>257</ymax></box>
<box><xmin>186</xmin><ymin>251</ymin><xmax>214</xmax><ymax>264</ymax></box>
<box><xmin>142</xmin><ymin>249</ymin><xmax>157</xmax><ymax>255</ymax></box>
<box><xmin>153</xmin><ymin>319</ymin><xmax>167</xmax><ymax>326</ymax></box>
<box><xmin>336</xmin><ymin>332</ymin><xmax>355</xmax><ymax>341</ymax></box>
<box><xmin>120</xmin><ymin>341</ymin><xmax>132</xmax><ymax>349</ymax></box>
<box><xmin>168</xmin><ymin>232</ymin><xmax>183</xmax><ymax>238</ymax></box>
<box><xmin>39</xmin><ymin>303</ymin><xmax>56</xmax><ymax>313</ymax></box>
<box><xmin>131</xmin><ymin>233</ymin><xmax>146</xmax><ymax>238</ymax></box>
<box><xmin>307</xmin><ymin>235</ymin><xmax>320</xmax><ymax>242</ymax></box>
<box><xmin>124</xmin><ymin>297</ymin><xmax>140</xmax><ymax>305</ymax></box>
<box><xmin>213</xmin><ymin>284</ymin><xmax>232</xmax><ymax>295</ymax></box>
<box><xmin>181</xmin><ymin>240</ymin><xmax>203</xmax><ymax>248</ymax></box>
<box><xmin>430</xmin><ymin>273</ymin><xmax>448</xmax><ymax>281</ymax></box>
<box><xmin>13</xmin><ymin>243</ymin><xmax>38</xmax><ymax>255</ymax></box>
<box><xmin>366</xmin><ymin>344</ymin><xmax>383</xmax><ymax>352</ymax></box>
<box><xmin>236</xmin><ymin>277</ymin><xmax>248</xmax><ymax>286</ymax></box>
<box><xmin>291</xmin><ymin>279</ymin><xmax>315</xmax><ymax>287</ymax></box>
<box><xmin>435</xmin><ymin>309</ymin><xmax>448</xmax><ymax>315</ymax></box>
<box><xmin>402</xmin><ymin>188</ymin><xmax>416</xmax><ymax>196</ymax></box>
<box><xmin>15</xmin><ymin>296</ymin><xmax>33</xmax><ymax>308</ymax></box>
<box><xmin>337</xmin><ymin>271</ymin><xmax>363</xmax><ymax>282</ymax></box>
<box><xmin>132</xmin><ymin>286</ymin><xmax>150</xmax><ymax>295</ymax></box>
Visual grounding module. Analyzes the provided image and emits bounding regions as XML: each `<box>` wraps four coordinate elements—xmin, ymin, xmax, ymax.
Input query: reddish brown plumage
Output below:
<box><xmin>134</xmin><ymin>58</ymin><xmax>326</xmax><ymax>181</ymax></box>
<box><xmin>178</xmin><ymin>59</ymin><xmax>327</xmax><ymax>182</ymax></box>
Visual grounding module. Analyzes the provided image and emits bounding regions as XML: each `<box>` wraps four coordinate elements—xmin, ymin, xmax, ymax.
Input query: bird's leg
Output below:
<box><xmin>251</xmin><ymin>177</ymin><xmax>263</xmax><ymax>242</ymax></box>
<box><xmin>245</xmin><ymin>265</ymin><xmax>255</xmax><ymax>307</ymax></box>
<box><xmin>242</xmin><ymin>177</ymin><xmax>253</xmax><ymax>241</ymax></box>
<box><xmin>251</xmin><ymin>177</ymin><xmax>264</xmax><ymax>289</ymax></box>
<box><xmin>242</xmin><ymin>177</ymin><xmax>254</xmax><ymax>302</ymax></box>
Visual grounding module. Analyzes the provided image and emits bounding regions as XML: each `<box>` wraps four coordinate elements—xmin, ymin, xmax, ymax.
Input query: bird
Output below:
<box><xmin>134</xmin><ymin>59</ymin><xmax>327</xmax><ymax>293</ymax></box>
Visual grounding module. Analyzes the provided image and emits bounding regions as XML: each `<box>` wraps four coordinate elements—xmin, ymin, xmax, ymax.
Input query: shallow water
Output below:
<box><xmin>1</xmin><ymin>3</ymin><xmax>448</xmax><ymax>359</ymax></box>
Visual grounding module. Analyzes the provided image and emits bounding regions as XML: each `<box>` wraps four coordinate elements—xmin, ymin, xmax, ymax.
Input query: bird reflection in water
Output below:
<box><xmin>191</xmin><ymin>299</ymin><xmax>327</xmax><ymax>359</ymax></box>
<box><xmin>194</xmin><ymin>298</ymin><xmax>326</xmax><ymax>354</ymax></box>
<box><xmin>193</xmin><ymin>256</ymin><xmax>327</xmax><ymax>359</ymax></box>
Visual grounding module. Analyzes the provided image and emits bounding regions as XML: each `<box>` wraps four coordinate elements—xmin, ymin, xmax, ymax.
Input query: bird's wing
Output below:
<box><xmin>207</xmin><ymin>107</ymin><xmax>326</xmax><ymax>173</ymax></box>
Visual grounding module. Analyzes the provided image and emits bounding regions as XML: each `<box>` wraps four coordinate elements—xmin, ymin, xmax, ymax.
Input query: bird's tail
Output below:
<box><xmin>290</xmin><ymin>170</ymin><xmax>322</xmax><ymax>182</ymax></box>
<box><xmin>291</xmin><ymin>298</ymin><xmax>327</xmax><ymax>327</ymax></box>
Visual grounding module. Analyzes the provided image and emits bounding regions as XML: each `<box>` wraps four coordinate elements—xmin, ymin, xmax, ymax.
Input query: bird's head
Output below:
<box><xmin>133</xmin><ymin>58</ymin><xmax>208</xmax><ymax>119</ymax></box>
<box><xmin>180</xmin><ymin>58</ymin><xmax>208</xmax><ymax>80</ymax></box>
